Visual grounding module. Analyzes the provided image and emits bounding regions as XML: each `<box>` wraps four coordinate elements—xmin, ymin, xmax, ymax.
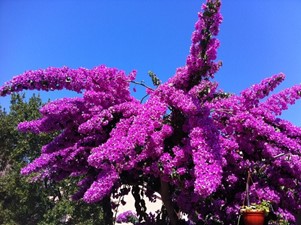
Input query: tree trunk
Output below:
<box><xmin>160</xmin><ymin>179</ymin><xmax>178</xmax><ymax>225</ymax></box>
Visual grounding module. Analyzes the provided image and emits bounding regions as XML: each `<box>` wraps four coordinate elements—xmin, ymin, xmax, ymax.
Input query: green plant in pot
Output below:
<box><xmin>239</xmin><ymin>171</ymin><xmax>270</xmax><ymax>225</ymax></box>
<box><xmin>240</xmin><ymin>200</ymin><xmax>271</xmax><ymax>216</ymax></box>
<box><xmin>240</xmin><ymin>200</ymin><xmax>270</xmax><ymax>225</ymax></box>
<box><xmin>238</xmin><ymin>167</ymin><xmax>291</xmax><ymax>225</ymax></box>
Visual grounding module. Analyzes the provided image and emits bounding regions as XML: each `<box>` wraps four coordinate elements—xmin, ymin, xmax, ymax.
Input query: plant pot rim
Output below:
<box><xmin>240</xmin><ymin>208</ymin><xmax>266</xmax><ymax>214</ymax></box>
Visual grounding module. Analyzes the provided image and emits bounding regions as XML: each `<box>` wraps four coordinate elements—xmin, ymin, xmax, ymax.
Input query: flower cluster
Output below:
<box><xmin>1</xmin><ymin>0</ymin><xmax>301</xmax><ymax>224</ymax></box>
<box><xmin>116</xmin><ymin>211</ymin><xmax>138</xmax><ymax>224</ymax></box>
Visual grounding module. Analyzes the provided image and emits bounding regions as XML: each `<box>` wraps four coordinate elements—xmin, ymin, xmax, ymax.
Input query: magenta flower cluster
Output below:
<box><xmin>1</xmin><ymin>0</ymin><xmax>301</xmax><ymax>224</ymax></box>
<box><xmin>116</xmin><ymin>210</ymin><xmax>138</xmax><ymax>224</ymax></box>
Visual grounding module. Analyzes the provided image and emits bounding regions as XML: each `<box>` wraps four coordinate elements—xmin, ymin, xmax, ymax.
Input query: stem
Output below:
<box><xmin>128</xmin><ymin>80</ymin><xmax>154</xmax><ymax>91</ymax></box>
<box><xmin>132</xmin><ymin>184</ymin><xmax>147</xmax><ymax>221</ymax></box>
<box><xmin>160</xmin><ymin>179</ymin><xmax>178</xmax><ymax>225</ymax></box>
<box><xmin>103</xmin><ymin>195</ymin><xmax>113</xmax><ymax>225</ymax></box>
<box><xmin>113</xmin><ymin>194</ymin><xmax>123</xmax><ymax>225</ymax></box>
<box><xmin>273</xmin><ymin>152</ymin><xmax>286</xmax><ymax>159</ymax></box>
<box><xmin>140</xmin><ymin>94</ymin><xmax>149</xmax><ymax>103</ymax></box>
<box><xmin>246</xmin><ymin>170</ymin><xmax>251</xmax><ymax>207</ymax></box>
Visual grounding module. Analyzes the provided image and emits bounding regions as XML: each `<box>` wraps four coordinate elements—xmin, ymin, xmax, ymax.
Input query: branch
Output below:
<box><xmin>128</xmin><ymin>80</ymin><xmax>154</xmax><ymax>91</ymax></box>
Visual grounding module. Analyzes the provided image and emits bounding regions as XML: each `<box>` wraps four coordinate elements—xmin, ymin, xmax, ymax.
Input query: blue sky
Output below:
<box><xmin>1</xmin><ymin>0</ymin><xmax>301</xmax><ymax>125</ymax></box>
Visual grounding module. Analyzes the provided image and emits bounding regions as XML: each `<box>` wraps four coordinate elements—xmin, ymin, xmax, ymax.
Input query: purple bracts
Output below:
<box><xmin>1</xmin><ymin>0</ymin><xmax>301</xmax><ymax>224</ymax></box>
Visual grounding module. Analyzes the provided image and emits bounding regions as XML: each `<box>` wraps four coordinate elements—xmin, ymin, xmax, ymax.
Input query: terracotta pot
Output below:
<box><xmin>242</xmin><ymin>211</ymin><xmax>265</xmax><ymax>225</ymax></box>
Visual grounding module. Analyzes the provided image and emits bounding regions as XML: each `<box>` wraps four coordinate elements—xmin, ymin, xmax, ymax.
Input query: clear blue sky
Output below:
<box><xmin>1</xmin><ymin>1</ymin><xmax>301</xmax><ymax>125</ymax></box>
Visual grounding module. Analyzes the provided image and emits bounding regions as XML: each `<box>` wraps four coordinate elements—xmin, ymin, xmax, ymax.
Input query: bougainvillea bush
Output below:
<box><xmin>1</xmin><ymin>0</ymin><xmax>301</xmax><ymax>224</ymax></box>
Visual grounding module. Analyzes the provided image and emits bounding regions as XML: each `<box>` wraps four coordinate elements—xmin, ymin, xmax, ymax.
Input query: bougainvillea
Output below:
<box><xmin>1</xmin><ymin>0</ymin><xmax>301</xmax><ymax>224</ymax></box>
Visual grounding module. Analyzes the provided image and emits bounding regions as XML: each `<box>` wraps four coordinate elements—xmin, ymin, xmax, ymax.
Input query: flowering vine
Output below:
<box><xmin>1</xmin><ymin>0</ymin><xmax>301</xmax><ymax>224</ymax></box>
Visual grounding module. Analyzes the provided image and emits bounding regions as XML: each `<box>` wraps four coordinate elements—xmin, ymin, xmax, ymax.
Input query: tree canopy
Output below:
<box><xmin>0</xmin><ymin>94</ymin><xmax>105</xmax><ymax>225</ymax></box>
<box><xmin>1</xmin><ymin>0</ymin><xmax>301</xmax><ymax>224</ymax></box>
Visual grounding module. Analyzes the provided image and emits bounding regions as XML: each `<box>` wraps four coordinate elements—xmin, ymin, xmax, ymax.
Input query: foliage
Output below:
<box><xmin>240</xmin><ymin>200</ymin><xmax>271</xmax><ymax>215</ymax></box>
<box><xmin>0</xmin><ymin>93</ymin><xmax>51</xmax><ymax>225</ymax></box>
<box><xmin>0</xmin><ymin>94</ymin><xmax>104</xmax><ymax>225</ymax></box>
<box><xmin>1</xmin><ymin>0</ymin><xmax>301</xmax><ymax>224</ymax></box>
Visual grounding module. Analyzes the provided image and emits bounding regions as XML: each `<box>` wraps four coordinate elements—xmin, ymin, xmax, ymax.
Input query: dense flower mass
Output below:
<box><xmin>116</xmin><ymin>210</ymin><xmax>138</xmax><ymax>224</ymax></box>
<box><xmin>1</xmin><ymin>0</ymin><xmax>301</xmax><ymax>224</ymax></box>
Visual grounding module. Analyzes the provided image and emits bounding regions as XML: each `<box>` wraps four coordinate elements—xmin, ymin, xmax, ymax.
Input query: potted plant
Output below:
<box><xmin>238</xmin><ymin>170</ymin><xmax>270</xmax><ymax>225</ymax></box>
<box><xmin>240</xmin><ymin>200</ymin><xmax>270</xmax><ymax>225</ymax></box>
